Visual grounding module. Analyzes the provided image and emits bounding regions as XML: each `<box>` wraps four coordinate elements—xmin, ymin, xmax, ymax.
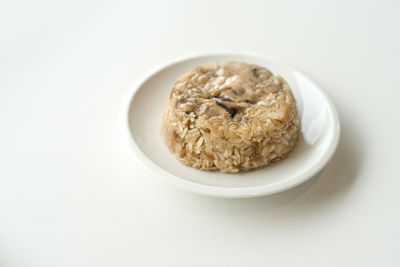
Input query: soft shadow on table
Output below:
<box><xmin>168</xmin><ymin>115</ymin><xmax>362</xmax><ymax>218</ymax></box>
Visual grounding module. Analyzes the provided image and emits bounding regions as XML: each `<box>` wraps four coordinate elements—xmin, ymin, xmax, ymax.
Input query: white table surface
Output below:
<box><xmin>1</xmin><ymin>0</ymin><xmax>399</xmax><ymax>266</ymax></box>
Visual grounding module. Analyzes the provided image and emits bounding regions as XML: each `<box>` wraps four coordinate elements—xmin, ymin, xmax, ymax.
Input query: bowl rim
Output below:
<box><xmin>122</xmin><ymin>52</ymin><xmax>341</xmax><ymax>198</ymax></box>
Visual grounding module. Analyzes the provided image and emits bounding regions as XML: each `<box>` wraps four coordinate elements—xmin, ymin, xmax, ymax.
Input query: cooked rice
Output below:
<box><xmin>161</xmin><ymin>61</ymin><xmax>300</xmax><ymax>173</ymax></box>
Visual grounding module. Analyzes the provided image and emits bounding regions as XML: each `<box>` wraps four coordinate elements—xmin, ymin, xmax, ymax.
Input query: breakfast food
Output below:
<box><xmin>161</xmin><ymin>61</ymin><xmax>300</xmax><ymax>172</ymax></box>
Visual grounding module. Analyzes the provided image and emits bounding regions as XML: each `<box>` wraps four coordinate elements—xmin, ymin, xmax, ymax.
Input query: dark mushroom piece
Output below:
<box><xmin>215</xmin><ymin>101</ymin><xmax>238</xmax><ymax>118</ymax></box>
<box><xmin>252</xmin><ymin>68</ymin><xmax>259</xmax><ymax>78</ymax></box>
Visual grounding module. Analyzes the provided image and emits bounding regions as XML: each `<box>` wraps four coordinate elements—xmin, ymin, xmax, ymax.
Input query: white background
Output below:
<box><xmin>1</xmin><ymin>0</ymin><xmax>399</xmax><ymax>266</ymax></box>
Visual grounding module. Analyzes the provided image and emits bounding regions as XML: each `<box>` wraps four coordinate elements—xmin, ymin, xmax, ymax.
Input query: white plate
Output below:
<box><xmin>124</xmin><ymin>53</ymin><xmax>340</xmax><ymax>198</ymax></box>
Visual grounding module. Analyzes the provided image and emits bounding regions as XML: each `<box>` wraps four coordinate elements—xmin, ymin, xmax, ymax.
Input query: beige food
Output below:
<box><xmin>161</xmin><ymin>61</ymin><xmax>300</xmax><ymax>172</ymax></box>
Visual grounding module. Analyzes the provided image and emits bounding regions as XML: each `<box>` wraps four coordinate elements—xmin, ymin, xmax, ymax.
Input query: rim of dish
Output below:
<box><xmin>122</xmin><ymin>52</ymin><xmax>341</xmax><ymax>198</ymax></box>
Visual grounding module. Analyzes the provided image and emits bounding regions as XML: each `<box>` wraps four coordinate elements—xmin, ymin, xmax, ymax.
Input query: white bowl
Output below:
<box><xmin>124</xmin><ymin>53</ymin><xmax>340</xmax><ymax>198</ymax></box>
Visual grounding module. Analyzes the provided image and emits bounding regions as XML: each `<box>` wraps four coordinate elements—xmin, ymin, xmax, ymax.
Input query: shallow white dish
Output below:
<box><xmin>124</xmin><ymin>53</ymin><xmax>340</xmax><ymax>198</ymax></box>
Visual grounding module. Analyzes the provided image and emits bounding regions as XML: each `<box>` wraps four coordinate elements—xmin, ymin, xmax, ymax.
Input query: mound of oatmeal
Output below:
<box><xmin>161</xmin><ymin>61</ymin><xmax>300</xmax><ymax>173</ymax></box>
